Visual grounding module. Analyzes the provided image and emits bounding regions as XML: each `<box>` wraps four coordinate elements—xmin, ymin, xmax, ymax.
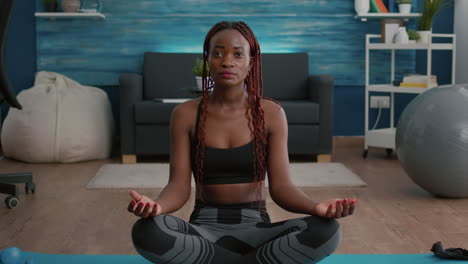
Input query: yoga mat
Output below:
<box><xmin>7</xmin><ymin>251</ymin><xmax>461</xmax><ymax>264</ymax></box>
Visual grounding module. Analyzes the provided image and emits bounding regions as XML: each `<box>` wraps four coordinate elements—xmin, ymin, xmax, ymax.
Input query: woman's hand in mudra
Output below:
<box><xmin>127</xmin><ymin>190</ymin><xmax>161</xmax><ymax>218</ymax></box>
<box><xmin>314</xmin><ymin>198</ymin><xmax>358</xmax><ymax>219</ymax></box>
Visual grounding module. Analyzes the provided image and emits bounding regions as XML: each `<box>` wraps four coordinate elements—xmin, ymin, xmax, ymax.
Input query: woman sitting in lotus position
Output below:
<box><xmin>128</xmin><ymin>21</ymin><xmax>358</xmax><ymax>264</ymax></box>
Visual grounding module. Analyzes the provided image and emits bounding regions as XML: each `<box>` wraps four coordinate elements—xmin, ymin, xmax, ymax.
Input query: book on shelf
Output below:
<box><xmin>374</xmin><ymin>0</ymin><xmax>389</xmax><ymax>13</ymax></box>
<box><xmin>370</xmin><ymin>0</ymin><xmax>381</xmax><ymax>13</ymax></box>
<box><xmin>399</xmin><ymin>82</ymin><xmax>438</xmax><ymax>88</ymax></box>
<box><xmin>403</xmin><ymin>74</ymin><xmax>437</xmax><ymax>83</ymax></box>
<box><xmin>385</xmin><ymin>0</ymin><xmax>396</xmax><ymax>13</ymax></box>
<box><xmin>400</xmin><ymin>74</ymin><xmax>438</xmax><ymax>88</ymax></box>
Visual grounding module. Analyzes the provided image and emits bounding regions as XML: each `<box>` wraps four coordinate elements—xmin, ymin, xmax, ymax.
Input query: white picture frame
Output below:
<box><xmin>381</xmin><ymin>19</ymin><xmax>404</xmax><ymax>44</ymax></box>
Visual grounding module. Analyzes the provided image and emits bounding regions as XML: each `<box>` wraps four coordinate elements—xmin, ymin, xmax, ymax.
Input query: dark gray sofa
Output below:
<box><xmin>120</xmin><ymin>52</ymin><xmax>333</xmax><ymax>163</ymax></box>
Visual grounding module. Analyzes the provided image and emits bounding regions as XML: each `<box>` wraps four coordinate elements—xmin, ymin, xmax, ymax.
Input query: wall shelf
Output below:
<box><xmin>355</xmin><ymin>13</ymin><xmax>421</xmax><ymax>22</ymax></box>
<box><xmin>368</xmin><ymin>42</ymin><xmax>455</xmax><ymax>50</ymax></box>
<box><xmin>35</xmin><ymin>12</ymin><xmax>106</xmax><ymax>19</ymax></box>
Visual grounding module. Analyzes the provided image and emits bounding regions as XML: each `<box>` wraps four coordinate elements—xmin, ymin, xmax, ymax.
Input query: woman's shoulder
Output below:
<box><xmin>171</xmin><ymin>97</ymin><xmax>201</xmax><ymax>123</ymax></box>
<box><xmin>173</xmin><ymin>97</ymin><xmax>201</xmax><ymax>113</ymax></box>
<box><xmin>260</xmin><ymin>98</ymin><xmax>286</xmax><ymax>135</ymax></box>
<box><xmin>260</xmin><ymin>98</ymin><xmax>283</xmax><ymax>117</ymax></box>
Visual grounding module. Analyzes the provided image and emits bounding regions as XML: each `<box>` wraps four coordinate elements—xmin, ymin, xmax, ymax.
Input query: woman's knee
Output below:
<box><xmin>295</xmin><ymin>216</ymin><xmax>341</xmax><ymax>250</ymax></box>
<box><xmin>131</xmin><ymin>217</ymin><xmax>154</xmax><ymax>247</ymax></box>
<box><xmin>131</xmin><ymin>215</ymin><xmax>178</xmax><ymax>256</ymax></box>
<box><xmin>132</xmin><ymin>217</ymin><xmax>154</xmax><ymax>241</ymax></box>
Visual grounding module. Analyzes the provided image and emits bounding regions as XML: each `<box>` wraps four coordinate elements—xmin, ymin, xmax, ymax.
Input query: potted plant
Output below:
<box><xmin>397</xmin><ymin>0</ymin><xmax>412</xmax><ymax>14</ymax></box>
<box><xmin>43</xmin><ymin>0</ymin><xmax>57</xmax><ymax>12</ymax></box>
<box><xmin>417</xmin><ymin>0</ymin><xmax>450</xmax><ymax>43</ymax></box>
<box><xmin>192</xmin><ymin>58</ymin><xmax>209</xmax><ymax>90</ymax></box>
<box><xmin>407</xmin><ymin>29</ymin><xmax>420</xmax><ymax>44</ymax></box>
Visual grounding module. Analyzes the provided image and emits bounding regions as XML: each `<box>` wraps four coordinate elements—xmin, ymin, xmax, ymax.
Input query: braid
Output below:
<box><xmin>195</xmin><ymin>21</ymin><xmax>275</xmax><ymax>207</ymax></box>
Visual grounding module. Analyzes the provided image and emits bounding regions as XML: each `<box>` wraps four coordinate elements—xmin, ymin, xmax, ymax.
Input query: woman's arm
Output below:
<box><xmin>265</xmin><ymin>104</ymin><xmax>319</xmax><ymax>215</ymax></box>
<box><xmin>265</xmin><ymin>102</ymin><xmax>357</xmax><ymax>218</ymax></box>
<box><xmin>154</xmin><ymin>102</ymin><xmax>194</xmax><ymax>214</ymax></box>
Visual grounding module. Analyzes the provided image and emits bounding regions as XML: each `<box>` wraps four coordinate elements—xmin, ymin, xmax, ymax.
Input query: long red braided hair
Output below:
<box><xmin>194</xmin><ymin>21</ymin><xmax>273</xmax><ymax>204</ymax></box>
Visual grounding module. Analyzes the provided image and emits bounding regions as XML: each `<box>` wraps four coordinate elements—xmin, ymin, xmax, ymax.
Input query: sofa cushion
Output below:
<box><xmin>135</xmin><ymin>101</ymin><xmax>179</xmax><ymax>124</ymax></box>
<box><xmin>135</xmin><ymin>100</ymin><xmax>318</xmax><ymax>125</ymax></box>
<box><xmin>280</xmin><ymin>100</ymin><xmax>319</xmax><ymax>124</ymax></box>
<box><xmin>262</xmin><ymin>53</ymin><xmax>309</xmax><ymax>100</ymax></box>
<box><xmin>143</xmin><ymin>52</ymin><xmax>202</xmax><ymax>100</ymax></box>
<box><xmin>143</xmin><ymin>52</ymin><xmax>311</xmax><ymax>101</ymax></box>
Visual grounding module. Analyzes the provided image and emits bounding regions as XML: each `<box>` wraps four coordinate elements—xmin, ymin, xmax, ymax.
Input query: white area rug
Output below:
<box><xmin>87</xmin><ymin>162</ymin><xmax>367</xmax><ymax>189</ymax></box>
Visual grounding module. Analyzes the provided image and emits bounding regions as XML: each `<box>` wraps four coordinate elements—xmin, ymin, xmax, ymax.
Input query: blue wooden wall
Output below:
<box><xmin>36</xmin><ymin>0</ymin><xmax>418</xmax><ymax>86</ymax></box>
<box><xmin>5</xmin><ymin>0</ymin><xmax>454</xmax><ymax>136</ymax></box>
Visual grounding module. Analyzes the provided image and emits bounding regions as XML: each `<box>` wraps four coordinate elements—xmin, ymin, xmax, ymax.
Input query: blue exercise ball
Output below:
<box><xmin>396</xmin><ymin>84</ymin><xmax>468</xmax><ymax>198</ymax></box>
<box><xmin>0</xmin><ymin>247</ymin><xmax>24</xmax><ymax>264</ymax></box>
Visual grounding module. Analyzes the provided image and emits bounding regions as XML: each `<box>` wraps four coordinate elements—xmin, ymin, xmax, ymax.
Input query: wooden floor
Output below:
<box><xmin>1</xmin><ymin>137</ymin><xmax>467</xmax><ymax>255</ymax></box>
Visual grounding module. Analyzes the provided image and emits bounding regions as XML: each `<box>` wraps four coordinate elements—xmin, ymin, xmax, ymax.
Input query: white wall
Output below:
<box><xmin>455</xmin><ymin>0</ymin><xmax>468</xmax><ymax>84</ymax></box>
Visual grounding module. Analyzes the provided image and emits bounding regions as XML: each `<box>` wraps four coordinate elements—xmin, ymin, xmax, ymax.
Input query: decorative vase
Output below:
<box><xmin>61</xmin><ymin>0</ymin><xmax>81</xmax><ymax>12</ymax></box>
<box><xmin>393</xmin><ymin>27</ymin><xmax>409</xmax><ymax>44</ymax></box>
<box><xmin>417</xmin><ymin>30</ymin><xmax>432</xmax><ymax>44</ymax></box>
<box><xmin>195</xmin><ymin>76</ymin><xmax>202</xmax><ymax>90</ymax></box>
<box><xmin>355</xmin><ymin>0</ymin><xmax>370</xmax><ymax>15</ymax></box>
<box><xmin>398</xmin><ymin>3</ymin><xmax>412</xmax><ymax>14</ymax></box>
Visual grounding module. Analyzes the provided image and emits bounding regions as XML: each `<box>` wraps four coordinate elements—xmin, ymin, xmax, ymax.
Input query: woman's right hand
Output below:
<box><xmin>127</xmin><ymin>190</ymin><xmax>161</xmax><ymax>218</ymax></box>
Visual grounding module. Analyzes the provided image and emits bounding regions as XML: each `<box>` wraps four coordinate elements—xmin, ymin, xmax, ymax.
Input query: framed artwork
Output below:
<box><xmin>381</xmin><ymin>19</ymin><xmax>404</xmax><ymax>43</ymax></box>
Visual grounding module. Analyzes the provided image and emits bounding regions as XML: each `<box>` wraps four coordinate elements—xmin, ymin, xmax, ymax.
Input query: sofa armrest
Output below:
<box><xmin>308</xmin><ymin>74</ymin><xmax>334</xmax><ymax>154</ymax></box>
<box><xmin>119</xmin><ymin>73</ymin><xmax>143</xmax><ymax>155</ymax></box>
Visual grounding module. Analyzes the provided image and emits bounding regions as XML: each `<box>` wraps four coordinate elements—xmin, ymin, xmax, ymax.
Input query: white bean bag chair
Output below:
<box><xmin>1</xmin><ymin>71</ymin><xmax>115</xmax><ymax>163</ymax></box>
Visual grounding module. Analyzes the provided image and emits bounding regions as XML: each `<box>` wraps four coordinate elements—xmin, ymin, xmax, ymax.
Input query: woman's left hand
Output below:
<box><xmin>314</xmin><ymin>198</ymin><xmax>358</xmax><ymax>219</ymax></box>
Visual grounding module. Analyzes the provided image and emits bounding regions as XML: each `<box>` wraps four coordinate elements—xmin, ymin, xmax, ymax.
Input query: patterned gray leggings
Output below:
<box><xmin>132</xmin><ymin>200</ymin><xmax>341</xmax><ymax>264</ymax></box>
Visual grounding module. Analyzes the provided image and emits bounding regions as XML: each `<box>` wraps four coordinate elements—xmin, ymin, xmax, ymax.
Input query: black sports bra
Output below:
<box><xmin>190</xmin><ymin>101</ymin><xmax>264</xmax><ymax>185</ymax></box>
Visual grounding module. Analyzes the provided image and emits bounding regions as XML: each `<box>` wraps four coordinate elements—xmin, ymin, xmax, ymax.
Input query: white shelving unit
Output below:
<box><xmin>35</xmin><ymin>12</ymin><xmax>106</xmax><ymax>19</ymax></box>
<box><xmin>355</xmin><ymin>13</ymin><xmax>421</xmax><ymax>22</ymax></box>
<box><xmin>363</xmin><ymin>33</ymin><xmax>456</xmax><ymax>158</ymax></box>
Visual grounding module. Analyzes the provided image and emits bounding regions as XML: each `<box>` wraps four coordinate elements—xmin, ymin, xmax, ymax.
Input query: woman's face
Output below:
<box><xmin>208</xmin><ymin>29</ymin><xmax>252</xmax><ymax>89</ymax></box>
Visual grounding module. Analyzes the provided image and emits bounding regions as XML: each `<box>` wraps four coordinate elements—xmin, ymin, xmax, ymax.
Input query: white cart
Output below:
<box><xmin>363</xmin><ymin>33</ymin><xmax>456</xmax><ymax>158</ymax></box>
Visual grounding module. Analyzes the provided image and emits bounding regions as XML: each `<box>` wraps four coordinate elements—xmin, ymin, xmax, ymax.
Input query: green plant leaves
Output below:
<box><xmin>417</xmin><ymin>0</ymin><xmax>451</xmax><ymax>31</ymax></box>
